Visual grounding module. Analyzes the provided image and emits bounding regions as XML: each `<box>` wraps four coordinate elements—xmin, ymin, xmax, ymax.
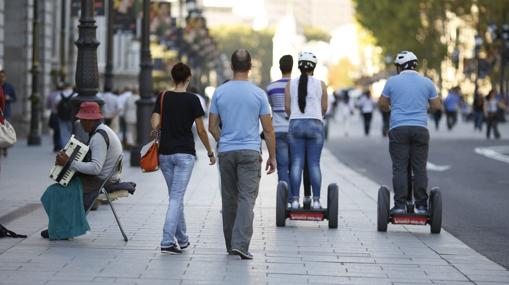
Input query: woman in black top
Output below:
<box><xmin>150</xmin><ymin>63</ymin><xmax>215</xmax><ymax>254</ymax></box>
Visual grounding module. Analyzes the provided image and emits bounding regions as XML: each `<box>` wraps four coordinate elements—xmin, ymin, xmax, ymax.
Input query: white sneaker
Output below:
<box><xmin>291</xmin><ymin>200</ymin><xmax>300</xmax><ymax>209</ymax></box>
<box><xmin>312</xmin><ymin>200</ymin><xmax>321</xmax><ymax>209</ymax></box>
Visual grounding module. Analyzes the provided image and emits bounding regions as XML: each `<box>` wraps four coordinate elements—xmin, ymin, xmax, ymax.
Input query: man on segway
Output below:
<box><xmin>379</xmin><ymin>51</ymin><xmax>442</xmax><ymax>215</ymax></box>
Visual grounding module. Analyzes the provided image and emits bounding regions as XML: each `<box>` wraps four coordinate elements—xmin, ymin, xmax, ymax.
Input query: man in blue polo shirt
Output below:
<box><xmin>379</xmin><ymin>51</ymin><xmax>442</xmax><ymax>215</ymax></box>
<box><xmin>208</xmin><ymin>49</ymin><xmax>276</xmax><ymax>260</ymax></box>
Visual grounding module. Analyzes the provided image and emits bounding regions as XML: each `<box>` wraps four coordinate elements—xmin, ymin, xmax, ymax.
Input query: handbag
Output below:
<box><xmin>0</xmin><ymin>110</ymin><xmax>16</xmax><ymax>148</ymax></box>
<box><xmin>140</xmin><ymin>92</ymin><xmax>165</xmax><ymax>172</ymax></box>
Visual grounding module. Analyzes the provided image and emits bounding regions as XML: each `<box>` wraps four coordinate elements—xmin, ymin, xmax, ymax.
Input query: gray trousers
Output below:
<box><xmin>218</xmin><ymin>150</ymin><xmax>261</xmax><ymax>253</ymax></box>
<box><xmin>389</xmin><ymin>126</ymin><xmax>429</xmax><ymax>208</ymax></box>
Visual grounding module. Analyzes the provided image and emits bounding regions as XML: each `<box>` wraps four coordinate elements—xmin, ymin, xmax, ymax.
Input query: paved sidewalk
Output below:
<box><xmin>0</xmin><ymin>136</ymin><xmax>508</xmax><ymax>284</ymax></box>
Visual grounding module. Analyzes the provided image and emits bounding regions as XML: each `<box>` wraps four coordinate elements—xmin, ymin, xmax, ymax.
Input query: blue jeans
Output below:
<box><xmin>288</xmin><ymin>119</ymin><xmax>324</xmax><ymax>199</ymax></box>
<box><xmin>275</xmin><ymin>132</ymin><xmax>291</xmax><ymax>202</ymax></box>
<box><xmin>159</xmin><ymin>154</ymin><xmax>195</xmax><ymax>247</ymax></box>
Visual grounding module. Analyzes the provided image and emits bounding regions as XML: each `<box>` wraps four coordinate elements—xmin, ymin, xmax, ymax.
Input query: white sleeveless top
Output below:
<box><xmin>289</xmin><ymin>76</ymin><xmax>323</xmax><ymax>121</ymax></box>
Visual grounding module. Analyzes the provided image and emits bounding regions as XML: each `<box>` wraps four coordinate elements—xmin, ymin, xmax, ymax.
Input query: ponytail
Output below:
<box><xmin>298</xmin><ymin>74</ymin><xmax>308</xmax><ymax>113</ymax></box>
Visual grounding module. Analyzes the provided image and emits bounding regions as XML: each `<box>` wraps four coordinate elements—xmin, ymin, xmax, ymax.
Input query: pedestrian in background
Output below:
<box><xmin>357</xmin><ymin>89</ymin><xmax>376</xmax><ymax>136</ymax></box>
<box><xmin>285</xmin><ymin>52</ymin><xmax>328</xmax><ymax>210</ymax></box>
<box><xmin>151</xmin><ymin>63</ymin><xmax>216</xmax><ymax>254</ymax></box>
<box><xmin>118</xmin><ymin>87</ymin><xmax>133</xmax><ymax>146</ymax></box>
<box><xmin>484</xmin><ymin>89</ymin><xmax>505</xmax><ymax>139</ymax></box>
<box><xmin>266</xmin><ymin>54</ymin><xmax>293</xmax><ymax>206</ymax></box>
<box><xmin>124</xmin><ymin>88</ymin><xmax>139</xmax><ymax>149</ymax></box>
<box><xmin>432</xmin><ymin>107</ymin><xmax>442</xmax><ymax>131</ymax></box>
<box><xmin>0</xmin><ymin>67</ymin><xmax>16</xmax><ymax>120</ymax></box>
<box><xmin>0</xmin><ymin>83</ymin><xmax>5</xmax><ymax>172</ymax></box>
<box><xmin>99</xmin><ymin>88</ymin><xmax>120</xmax><ymax>130</ymax></box>
<box><xmin>338</xmin><ymin>88</ymin><xmax>354</xmax><ymax>136</ymax></box>
<box><xmin>55</xmin><ymin>83</ymin><xmax>75</xmax><ymax>146</ymax></box>
<box><xmin>46</xmin><ymin>83</ymin><xmax>64</xmax><ymax>151</ymax></box>
<box><xmin>0</xmin><ymin>67</ymin><xmax>16</xmax><ymax>157</ymax></box>
<box><xmin>473</xmin><ymin>93</ymin><xmax>484</xmax><ymax>131</ymax></box>
<box><xmin>208</xmin><ymin>49</ymin><xmax>276</xmax><ymax>260</ymax></box>
<box><xmin>444</xmin><ymin>86</ymin><xmax>461</xmax><ymax>130</ymax></box>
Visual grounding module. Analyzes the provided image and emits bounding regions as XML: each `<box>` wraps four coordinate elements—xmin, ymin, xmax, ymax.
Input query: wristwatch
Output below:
<box><xmin>208</xmin><ymin>152</ymin><xmax>215</xmax><ymax>158</ymax></box>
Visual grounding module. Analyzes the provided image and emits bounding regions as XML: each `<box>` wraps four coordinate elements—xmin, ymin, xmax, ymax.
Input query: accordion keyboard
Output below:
<box><xmin>49</xmin><ymin>135</ymin><xmax>89</xmax><ymax>186</ymax></box>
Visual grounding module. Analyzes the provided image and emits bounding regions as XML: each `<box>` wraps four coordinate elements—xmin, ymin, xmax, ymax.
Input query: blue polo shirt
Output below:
<box><xmin>209</xmin><ymin>80</ymin><xmax>271</xmax><ymax>153</ymax></box>
<box><xmin>381</xmin><ymin>70</ymin><xmax>438</xmax><ymax>130</ymax></box>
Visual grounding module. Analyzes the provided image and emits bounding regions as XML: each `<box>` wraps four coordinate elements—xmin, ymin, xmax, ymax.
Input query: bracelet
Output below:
<box><xmin>208</xmin><ymin>152</ymin><xmax>215</xmax><ymax>158</ymax></box>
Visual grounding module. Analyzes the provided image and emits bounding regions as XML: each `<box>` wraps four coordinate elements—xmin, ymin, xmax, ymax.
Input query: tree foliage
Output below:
<box><xmin>353</xmin><ymin>0</ymin><xmax>509</xmax><ymax>85</ymax></box>
<box><xmin>303</xmin><ymin>25</ymin><xmax>331</xmax><ymax>42</ymax></box>
<box><xmin>210</xmin><ymin>25</ymin><xmax>274</xmax><ymax>86</ymax></box>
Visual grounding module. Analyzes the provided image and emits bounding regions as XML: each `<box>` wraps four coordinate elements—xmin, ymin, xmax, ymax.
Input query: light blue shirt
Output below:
<box><xmin>444</xmin><ymin>91</ymin><xmax>461</xmax><ymax>111</ymax></box>
<box><xmin>381</xmin><ymin>70</ymin><xmax>438</xmax><ymax>130</ymax></box>
<box><xmin>210</xmin><ymin>80</ymin><xmax>271</xmax><ymax>153</ymax></box>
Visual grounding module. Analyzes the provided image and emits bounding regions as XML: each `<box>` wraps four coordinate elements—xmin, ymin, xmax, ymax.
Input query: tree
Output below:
<box><xmin>211</xmin><ymin>25</ymin><xmax>274</xmax><ymax>86</ymax></box>
<box><xmin>328</xmin><ymin>58</ymin><xmax>356</xmax><ymax>89</ymax></box>
<box><xmin>303</xmin><ymin>25</ymin><xmax>331</xmax><ymax>42</ymax></box>
<box><xmin>353</xmin><ymin>0</ymin><xmax>509</xmax><ymax>90</ymax></box>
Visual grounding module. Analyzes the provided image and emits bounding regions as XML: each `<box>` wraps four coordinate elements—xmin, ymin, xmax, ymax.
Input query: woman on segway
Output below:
<box><xmin>284</xmin><ymin>52</ymin><xmax>328</xmax><ymax>209</ymax></box>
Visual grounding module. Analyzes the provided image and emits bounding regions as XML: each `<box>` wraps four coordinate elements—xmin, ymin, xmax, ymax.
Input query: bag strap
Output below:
<box><xmin>159</xmin><ymin>91</ymin><xmax>165</xmax><ymax>129</ymax></box>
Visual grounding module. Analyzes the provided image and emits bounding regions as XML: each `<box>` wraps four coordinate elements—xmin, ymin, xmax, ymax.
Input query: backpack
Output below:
<box><xmin>0</xmin><ymin>224</ymin><xmax>27</xmax><ymax>238</ymax></box>
<box><xmin>57</xmin><ymin>93</ymin><xmax>73</xmax><ymax>121</ymax></box>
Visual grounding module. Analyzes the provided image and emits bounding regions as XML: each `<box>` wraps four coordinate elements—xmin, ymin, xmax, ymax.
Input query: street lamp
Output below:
<box><xmin>130</xmin><ymin>0</ymin><xmax>154</xmax><ymax>167</ymax></box>
<box><xmin>28</xmin><ymin>0</ymin><xmax>41</xmax><ymax>145</ymax></box>
<box><xmin>72</xmin><ymin>0</ymin><xmax>102</xmax><ymax>111</ymax></box>
<box><xmin>104</xmin><ymin>0</ymin><xmax>114</xmax><ymax>92</ymax></box>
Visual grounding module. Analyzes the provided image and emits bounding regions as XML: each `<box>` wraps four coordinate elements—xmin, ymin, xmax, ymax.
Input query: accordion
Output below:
<box><xmin>49</xmin><ymin>135</ymin><xmax>89</xmax><ymax>186</ymax></box>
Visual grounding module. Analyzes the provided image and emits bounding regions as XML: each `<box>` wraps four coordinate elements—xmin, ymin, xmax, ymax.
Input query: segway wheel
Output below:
<box><xmin>327</xmin><ymin>183</ymin><xmax>339</xmax><ymax>229</ymax></box>
<box><xmin>276</xmin><ymin>181</ymin><xmax>288</xmax><ymax>227</ymax></box>
<box><xmin>377</xmin><ymin>186</ymin><xmax>390</xmax><ymax>232</ymax></box>
<box><xmin>429</xmin><ymin>187</ymin><xmax>442</xmax><ymax>234</ymax></box>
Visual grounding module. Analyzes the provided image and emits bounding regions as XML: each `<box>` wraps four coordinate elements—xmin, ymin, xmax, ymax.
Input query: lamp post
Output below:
<box><xmin>130</xmin><ymin>0</ymin><xmax>154</xmax><ymax>166</ymax></box>
<box><xmin>72</xmin><ymin>0</ymin><xmax>102</xmax><ymax>111</ymax></box>
<box><xmin>104</xmin><ymin>0</ymin><xmax>114</xmax><ymax>92</ymax></box>
<box><xmin>27</xmin><ymin>0</ymin><xmax>41</xmax><ymax>145</ymax></box>
<box><xmin>59</xmin><ymin>0</ymin><xmax>68</xmax><ymax>83</ymax></box>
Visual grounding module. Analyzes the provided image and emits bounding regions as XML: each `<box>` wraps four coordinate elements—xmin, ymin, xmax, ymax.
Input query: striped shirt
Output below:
<box><xmin>266</xmin><ymin>78</ymin><xmax>290</xmax><ymax>132</ymax></box>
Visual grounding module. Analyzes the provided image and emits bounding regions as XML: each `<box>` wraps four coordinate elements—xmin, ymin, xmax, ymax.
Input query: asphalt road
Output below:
<box><xmin>327</xmin><ymin>135</ymin><xmax>509</xmax><ymax>269</ymax></box>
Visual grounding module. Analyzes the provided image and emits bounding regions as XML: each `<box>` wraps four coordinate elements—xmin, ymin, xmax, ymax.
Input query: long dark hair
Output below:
<box><xmin>298</xmin><ymin>64</ymin><xmax>315</xmax><ymax>113</ymax></box>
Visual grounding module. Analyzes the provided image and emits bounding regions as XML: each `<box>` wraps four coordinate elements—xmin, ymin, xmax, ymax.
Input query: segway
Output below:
<box><xmin>377</xmin><ymin>164</ymin><xmax>442</xmax><ymax>233</ymax></box>
<box><xmin>276</xmin><ymin>161</ymin><xmax>339</xmax><ymax>229</ymax></box>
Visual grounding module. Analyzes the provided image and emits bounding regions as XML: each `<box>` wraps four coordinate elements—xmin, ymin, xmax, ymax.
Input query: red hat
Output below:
<box><xmin>75</xmin><ymin>102</ymin><xmax>104</xmax><ymax>120</ymax></box>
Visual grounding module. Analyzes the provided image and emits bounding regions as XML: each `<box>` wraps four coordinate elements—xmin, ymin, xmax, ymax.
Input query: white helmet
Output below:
<box><xmin>394</xmin><ymin>51</ymin><xmax>418</xmax><ymax>69</ymax></box>
<box><xmin>298</xmin><ymin>52</ymin><xmax>317</xmax><ymax>69</ymax></box>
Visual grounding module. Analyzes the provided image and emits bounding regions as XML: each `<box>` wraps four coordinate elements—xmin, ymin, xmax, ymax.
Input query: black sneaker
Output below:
<box><xmin>179</xmin><ymin>241</ymin><xmax>190</xmax><ymax>250</ymax></box>
<box><xmin>41</xmin><ymin>229</ymin><xmax>49</xmax><ymax>239</ymax></box>
<box><xmin>231</xmin><ymin>248</ymin><xmax>253</xmax><ymax>260</ymax></box>
<box><xmin>389</xmin><ymin>206</ymin><xmax>406</xmax><ymax>215</ymax></box>
<box><xmin>161</xmin><ymin>244</ymin><xmax>182</xmax><ymax>254</ymax></box>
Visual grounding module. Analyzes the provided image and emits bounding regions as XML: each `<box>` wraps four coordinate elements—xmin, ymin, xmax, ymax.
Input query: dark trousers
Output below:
<box><xmin>382</xmin><ymin>111</ymin><xmax>390</xmax><ymax>136</ymax></box>
<box><xmin>446</xmin><ymin>111</ymin><xmax>457</xmax><ymax>130</ymax></box>
<box><xmin>218</xmin><ymin>150</ymin><xmax>261</xmax><ymax>253</ymax></box>
<box><xmin>433</xmin><ymin>110</ymin><xmax>442</xmax><ymax>130</ymax></box>
<box><xmin>362</xmin><ymin>112</ymin><xmax>373</xmax><ymax>135</ymax></box>
<box><xmin>486</xmin><ymin>113</ymin><xmax>500</xmax><ymax>139</ymax></box>
<box><xmin>49</xmin><ymin>113</ymin><xmax>62</xmax><ymax>151</ymax></box>
<box><xmin>389</xmin><ymin>126</ymin><xmax>429</xmax><ymax>208</ymax></box>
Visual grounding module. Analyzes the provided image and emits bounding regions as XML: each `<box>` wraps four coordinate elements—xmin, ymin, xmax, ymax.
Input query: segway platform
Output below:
<box><xmin>377</xmin><ymin>185</ymin><xmax>442</xmax><ymax>233</ymax></box>
<box><xmin>276</xmin><ymin>181</ymin><xmax>338</xmax><ymax>229</ymax></box>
